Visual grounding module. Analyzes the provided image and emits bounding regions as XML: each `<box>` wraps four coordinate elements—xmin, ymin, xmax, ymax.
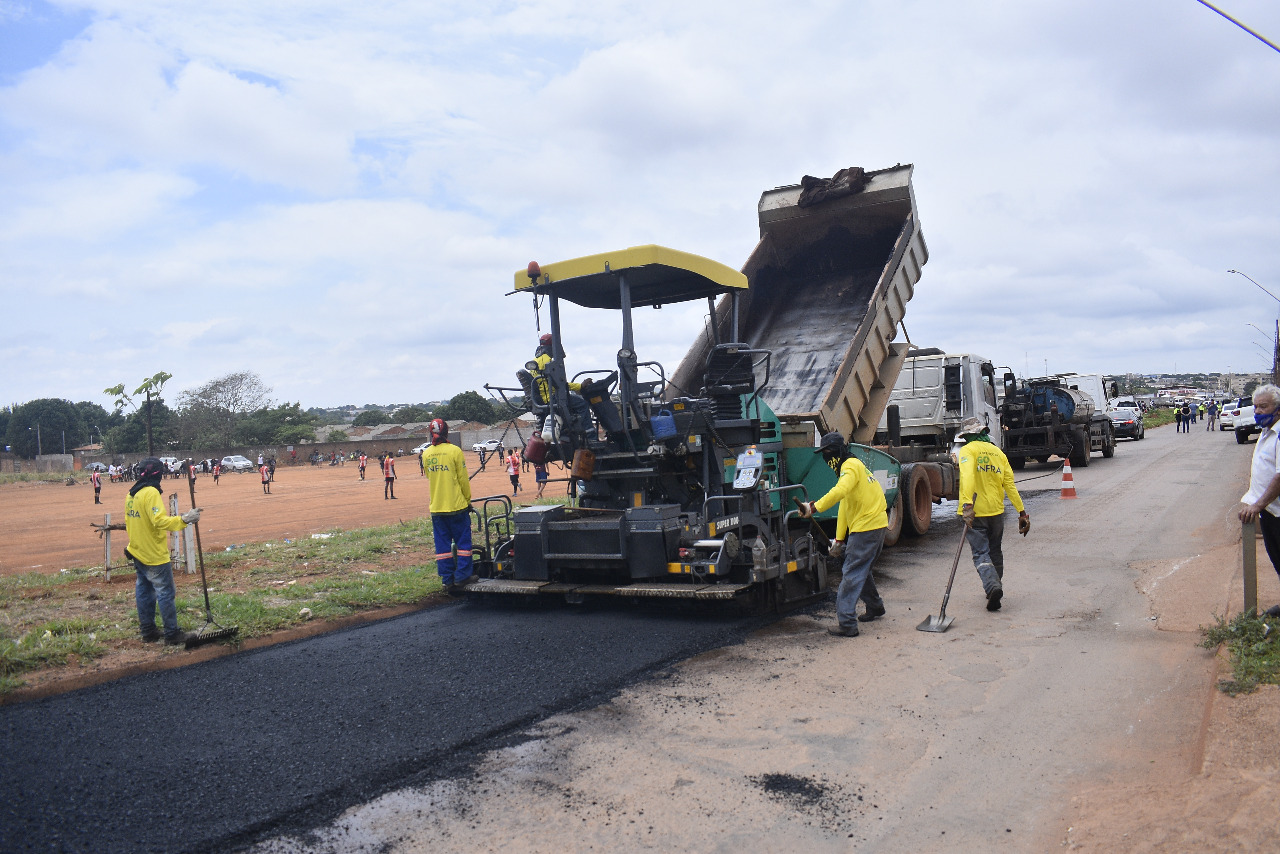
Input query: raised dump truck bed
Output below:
<box><xmin>671</xmin><ymin>164</ymin><xmax>927</xmax><ymax>443</ymax></box>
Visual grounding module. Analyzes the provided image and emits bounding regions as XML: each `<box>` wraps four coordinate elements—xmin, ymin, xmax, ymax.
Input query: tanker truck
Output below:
<box><xmin>998</xmin><ymin>373</ymin><xmax>1116</xmax><ymax>469</ymax></box>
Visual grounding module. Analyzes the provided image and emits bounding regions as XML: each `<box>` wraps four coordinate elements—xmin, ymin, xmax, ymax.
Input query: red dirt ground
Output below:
<box><xmin>0</xmin><ymin>452</ymin><xmax>559</xmax><ymax>577</ymax></box>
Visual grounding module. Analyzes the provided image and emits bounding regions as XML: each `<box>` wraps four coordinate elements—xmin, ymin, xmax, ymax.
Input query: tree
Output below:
<box><xmin>232</xmin><ymin>402</ymin><xmax>318</xmax><ymax>445</ymax></box>
<box><xmin>327</xmin><ymin>430</ymin><xmax>349</xmax><ymax>443</ymax></box>
<box><xmin>352</xmin><ymin>409</ymin><xmax>388</xmax><ymax>427</ymax></box>
<box><xmin>105</xmin><ymin>371</ymin><xmax>173</xmax><ymax>455</ymax></box>
<box><xmin>5</xmin><ymin>399</ymin><xmax>89</xmax><ymax>458</ymax></box>
<box><xmin>393</xmin><ymin>405</ymin><xmax>432</xmax><ymax>424</ymax></box>
<box><xmin>1245</xmin><ymin>379</ymin><xmax>1260</xmax><ymax>397</ymax></box>
<box><xmin>437</xmin><ymin>391</ymin><xmax>498</xmax><ymax>425</ymax></box>
<box><xmin>74</xmin><ymin>401</ymin><xmax>116</xmax><ymax>445</ymax></box>
<box><xmin>175</xmin><ymin>371</ymin><xmax>273</xmax><ymax>448</ymax></box>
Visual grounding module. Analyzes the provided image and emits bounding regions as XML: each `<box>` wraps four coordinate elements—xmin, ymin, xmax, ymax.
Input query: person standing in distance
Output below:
<box><xmin>956</xmin><ymin>418</ymin><xmax>1030</xmax><ymax>611</ymax></box>
<box><xmin>382</xmin><ymin>452</ymin><xmax>397</xmax><ymax>499</ymax></box>
<box><xmin>359</xmin><ymin>452</ymin><xmax>367</xmax><ymax>480</ymax></box>
<box><xmin>1239</xmin><ymin>385</ymin><xmax>1280</xmax><ymax>617</ymax></box>
<box><xmin>91</xmin><ymin>467</ymin><xmax>102</xmax><ymax>504</ymax></box>
<box><xmin>506</xmin><ymin>451</ymin><xmax>521</xmax><ymax>495</ymax></box>
<box><xmin>125</xmin><ymin>457</ymin><xmax>201</xmax><ymax>645</ymax></box>
<box><xmin>799</xmin><ymin>432</ymin><xmax>888</xmax><ymax>637</ymax></box>
<box><xmin>422</xmin><ymin>419</ymin><xmax>474</xmax><ymax>593</ymax></box>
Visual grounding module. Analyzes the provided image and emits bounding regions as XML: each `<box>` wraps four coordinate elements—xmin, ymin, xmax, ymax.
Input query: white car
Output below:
<box><xmin>1220</xmin><ymin>396</ymin><xmax>1251</xmax><ymax>431</ymax></box>
<box><xmin>220</xmin><ymin>455</ymin><xmax>255</xmax><ymax>472</ymax></box>
<box><xmin>472</xmin><ymin>438</ymin><xmax>502</xmax><ymax>453</ymax></box>
<box><xmin>411</xmin><ymin>442</ymin><xmax>431</xmax><ymax>455</ymax></box>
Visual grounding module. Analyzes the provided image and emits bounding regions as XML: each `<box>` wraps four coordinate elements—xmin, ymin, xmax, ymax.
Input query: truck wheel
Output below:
<box><xmin>1009</xmin><ymin>456</ymin><xmax>1025</xmax><ymax>470</ymax></box>
<box><xmin>884</xmin><ymin>491</ymin><xmax>904</xmax><ymax>547</ymax></box>
<box><xmin>1101</xmin><ymin>425</ymin><xmax>1115</xmax><ymax>458</ymax></box>
<box><xmin>901</xmin><ymin>464</ymin><xmax>933</xmax><ymax>537</ymax></box>
<box><xmin>1237</xmin><ymin>429</ymin><xmax>1250</xmax><ymax>445</ymax></box>
<box><xmin>1070</xmin><ymin>431</ymin><xmax>1090</xmax><ymax>467</ymax></box>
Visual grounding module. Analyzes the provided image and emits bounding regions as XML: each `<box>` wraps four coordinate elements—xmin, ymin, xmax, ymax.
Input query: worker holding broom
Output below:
<box><xmin>124</xmin><ymin>457</ymin><xmax>201</xmax><ymax>645</ymax></box>
<box><xmin>799</xmin><ymin>432</ymin><xmax>888</xmax><ymax>637</ymax></box>
<box><xmin>956</xmin><ymin>418</ymin><xmax>1030</xmax><ymax>612</ymax></box>
<box><xmin>422</xmin><ymin>419</ymin><xmax>474</xmax><ymax>594</ymax></box>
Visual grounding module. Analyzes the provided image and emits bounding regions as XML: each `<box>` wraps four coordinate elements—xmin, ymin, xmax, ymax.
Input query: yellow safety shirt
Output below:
<box><xmin>531</xmin><ymin>353</ymin><xmax>582</xmax><ymax>405</ymax></box>
<box><xmin>813</xmin><ymin>456</ymin><xmax>888</xmax><ymax>539</ymax></box>
<box><xmin>125</xmin><ymin>484</ymin><xmax>188</xmax><ymax>566</ymax></box>
<box><xmin>957</xmin><ymin>438</ymin><xmax>1025</xmax><ymax>517</ymax></box>
<box><xmin>422</xmin><ymin>442</ymin><xmax>472</xmax><ymax>514</ymax></box>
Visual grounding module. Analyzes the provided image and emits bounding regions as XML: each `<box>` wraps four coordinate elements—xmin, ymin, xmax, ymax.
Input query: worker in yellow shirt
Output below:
<box><xmin>125</xmin><ymin>457</ymin><xmax>201</xmax><ymax>644</ymax></box>
<box><xmin>956</xmin><ymin>418</ymin><xmax>1030</xmax><ymax>612</ymax></box>
<box><xmin>422</xmin><ymin>419</ymin><xmax>474</xmax><ymax>594</ymax></box>
<box><xmin>800</xmin><ymin>431</ymin><xmax>888</xmax><ymax>637</ymax></box>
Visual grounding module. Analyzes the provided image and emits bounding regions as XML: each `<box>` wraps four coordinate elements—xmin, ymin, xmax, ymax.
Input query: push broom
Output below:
<box><xmin>184</xmin><ymin>475</ymin><xmax>239</xmax><ymax>649</ymax></box>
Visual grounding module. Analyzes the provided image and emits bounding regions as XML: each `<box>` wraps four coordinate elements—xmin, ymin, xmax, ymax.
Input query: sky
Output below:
<box><xmin>2</xmin><ymin>0</ymin><xmax>1278</xmax><ymax>410</ymax></box>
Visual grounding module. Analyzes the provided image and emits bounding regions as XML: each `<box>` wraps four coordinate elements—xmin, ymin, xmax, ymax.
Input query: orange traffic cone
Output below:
<box><xmin>1060</xmin><ymin>461</ymin><xmax>1077</xmax><ymax>499</ymax></box>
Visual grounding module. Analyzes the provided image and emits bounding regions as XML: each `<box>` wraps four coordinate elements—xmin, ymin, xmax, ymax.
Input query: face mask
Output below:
<box><xmin>1256</xmin><ymin>410</ymin><xmax>1277</xmax><ymax>428</ymax></box>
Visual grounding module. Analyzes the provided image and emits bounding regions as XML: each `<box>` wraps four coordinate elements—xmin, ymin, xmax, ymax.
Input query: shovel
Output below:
<box><xmin>917</xmin><ymin>497</ymin><xmax>975</xmax><ymax>633</ymax></box>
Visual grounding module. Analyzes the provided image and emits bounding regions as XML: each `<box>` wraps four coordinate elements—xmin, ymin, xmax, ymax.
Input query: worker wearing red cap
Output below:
<box><xmin>422</xmin><ymin>419</ymin><xmax>474</xmax><ymax>593</ymax></box>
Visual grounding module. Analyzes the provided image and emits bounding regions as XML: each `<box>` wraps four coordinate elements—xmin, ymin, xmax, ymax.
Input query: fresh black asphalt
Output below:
<box><xmin>0</xmin><ymin>600</ymin><xmax>767</xmax><ymax>853</ymax></box>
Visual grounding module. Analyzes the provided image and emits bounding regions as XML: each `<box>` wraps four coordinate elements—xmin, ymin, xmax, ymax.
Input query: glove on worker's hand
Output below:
<box><xmin>181</xmin><ymin>508</ymin><xmax>202</xmax><ymax>525</ymax></box>
<box><xmin>799</xmin><ymin>501</ymin><xmax>817</xmax><ymax>519</ymax></box>
<box><xmin>961</xmin><ymin>504</ymin><xmax>976</xmax><ymax>526</ymax></box>
<box><xmin>829</xmin><ymin>539</ymin><xmax>846</xmax><ymax>559</ymax></box>
<box><xmin>1018</xmin><ymin>512</ymin><xmax>1030</xmax><ymax>537</ymax></box>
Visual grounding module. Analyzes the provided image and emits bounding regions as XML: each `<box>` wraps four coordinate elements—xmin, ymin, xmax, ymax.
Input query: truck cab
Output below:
<box><xmin>876</xmin><ymin>350</ymin><xmax>1001</xmax><ymax>451</ymax></box>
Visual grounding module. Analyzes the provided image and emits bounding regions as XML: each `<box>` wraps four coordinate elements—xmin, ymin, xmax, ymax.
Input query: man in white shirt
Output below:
<box><xmin>1239</xmin><ymin>384</ymin><xmax>1280</xmax><ymax>617</ymax></box>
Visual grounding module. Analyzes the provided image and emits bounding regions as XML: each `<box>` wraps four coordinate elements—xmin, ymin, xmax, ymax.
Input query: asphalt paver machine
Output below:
<box><xmin>469</xmin><ymin>244</ymin><xmax>842</xmax><ymax>610</ymax></box>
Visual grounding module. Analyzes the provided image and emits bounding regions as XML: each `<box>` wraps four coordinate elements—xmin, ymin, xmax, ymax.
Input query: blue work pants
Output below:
<box><xmin>835</xmin><ymin>528</ymin><xmax>886</xmax><ymax>629</ymax></box>
<box><xmin>134</xmin><ymin>559</ymin><xmax>180</xmax><ymax>639</ymax></box>
<box><xmin>432</xmin><ymin>510</ymin><xmax>473</xmax><ymax>584</ymax></box>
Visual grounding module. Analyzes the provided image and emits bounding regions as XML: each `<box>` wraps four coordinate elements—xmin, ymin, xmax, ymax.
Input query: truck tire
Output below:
<box><xmin>884</xmin><ymin>490</ymin><xmax>904</xmax><ymax>547</ymax></box>
<box><xmin>1070</xmin><ymin>430</ymin><xmax>1090</xmax><ymax>468</ymax></box>
<box><xmin>1237</xmin><ymin>429</ymin><xmax>1251</xmax><ymax>445</ymax></box>
<box><xmin>1101</xmin><ymin>424</ymin><xmax>1115</xmax><ymax>458</ymax></box>
<box><xmin>1009</xmin><ymin>456</ymin><xmax>1025</xmax><ymax>470</ymax></box>
<box><xmin>901</xmin><ymin>464</ymin><xmax>933</xmax><ymax>537</ymax></box>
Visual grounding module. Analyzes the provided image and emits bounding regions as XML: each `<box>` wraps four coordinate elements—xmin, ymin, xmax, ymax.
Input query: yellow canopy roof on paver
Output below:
<box><xmin>513</xmin><ymin>244</ymin><xmax>747</xmax><ymax>310</ymax></box>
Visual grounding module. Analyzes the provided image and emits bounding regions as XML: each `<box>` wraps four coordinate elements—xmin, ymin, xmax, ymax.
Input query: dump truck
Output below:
<box><xmin>467</xmin><ymin>165</ymin><xmax>929</xmax><ymax>607</ymax></box>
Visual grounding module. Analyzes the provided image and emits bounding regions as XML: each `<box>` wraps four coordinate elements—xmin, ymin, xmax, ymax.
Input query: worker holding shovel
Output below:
<box><xmin>956</xmin><ymin>418</ymin><xmax>1030</xmax><ymax>612</ymax></box>
<box><xmin>799</xmin><ymin>431</ymin><xmax>889</xmax><ymax>637</ymax></box>
<box><xmin>124</xmin><ymin>457</ymin><xmax>201</xmax><ymax>645</ymax></box>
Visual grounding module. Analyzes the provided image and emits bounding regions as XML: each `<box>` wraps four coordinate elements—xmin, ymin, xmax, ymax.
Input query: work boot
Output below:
<box><xmin>1264</xmin><ymin>604</ymin><xmax>1280</xmax><ymax>618</ymax></box>
<box><xmin>163</xmin><ymin>631</ymin><xmax>193</xmax><ymax>646</ymax></box>
<box><xmin>859</xmin><ymin>604</ymin><xmax>886</xmax><ymax>622</ymax></box>
<box><xmin>140</xmin><ymin>630</ymin><xmax>162</xmax><ymax>643</ymax></box>
<box><xmin>986</xmin><ymin>587</ymin><xmax>1003</xmax><ymax>611</ymax></box>
<box><xmin>826</xmin><ymin>624</ymin><xmax>859</xmax><ymax>637</ymax></box>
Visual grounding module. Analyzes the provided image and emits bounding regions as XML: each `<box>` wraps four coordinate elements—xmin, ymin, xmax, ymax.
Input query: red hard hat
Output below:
<box><xmin>429</xmin><ymin>418</ymin><xmax>448</xmax><ymax>444</ymax></box>
<box><xmin>539</xmin><ymin>333</ymin><xmax>552</xmax><ymax>346</ymax></box>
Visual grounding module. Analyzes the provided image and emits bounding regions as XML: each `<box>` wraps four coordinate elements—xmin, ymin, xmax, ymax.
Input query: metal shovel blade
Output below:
<box><xmin>916</xmin><ymin>613</ymin><xmax>954</xmax><ymax>633</ymax></box>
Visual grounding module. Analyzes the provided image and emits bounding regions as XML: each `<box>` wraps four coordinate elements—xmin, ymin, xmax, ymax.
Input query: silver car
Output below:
<box><xmin>220</xmin><ymin>455</ymin><xmax>255</xmax><ymax>472</ymax></box>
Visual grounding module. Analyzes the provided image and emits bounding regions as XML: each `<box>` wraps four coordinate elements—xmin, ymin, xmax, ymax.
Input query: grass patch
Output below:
<box><xmin>0</xmin><ymin>472</ymin><xmax>84</xmax><ymax>486</ymax></box>
<box><xmin>1143</xmin><ymin>408</ymin><xmax>1177</xmax><ymax>429</ymax></box>
<box><xmin>0</xmin><ymin>517</ymin><xmax>470</xmax><ymax>695</ymax></box>
<box><xmin>1200</xmin><ymin>611</ymin><xmax>1280</xmax><ymax>695</ymax></box>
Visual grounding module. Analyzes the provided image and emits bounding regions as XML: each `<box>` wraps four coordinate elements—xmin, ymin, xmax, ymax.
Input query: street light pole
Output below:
<box><xmin>1230</xmin><ymin>270</ymin><xmax>1280</xmax><ymax>384</ymax></box>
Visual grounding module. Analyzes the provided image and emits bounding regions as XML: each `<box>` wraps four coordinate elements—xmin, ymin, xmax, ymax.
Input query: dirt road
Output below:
<box><xmin>0</xmin><ymin>452</ymin><xmax>544</xmax><ymax>576</ymax></box>
<box><xmin>253</xmin><ymin>423</ymin><xmax>1279</xmax><ymax>853</ymax></box>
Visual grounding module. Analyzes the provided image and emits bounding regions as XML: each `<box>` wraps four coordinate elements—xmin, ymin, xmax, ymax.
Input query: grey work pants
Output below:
<box><xmin>835</xmin><ymin>528</ymin><xmax>886</xmax><ymax>629</ymax></box>
<box><xmin>966</xmin><ymin>512</ymin><xmax>1006</xmax><ymax>597</ymax></box>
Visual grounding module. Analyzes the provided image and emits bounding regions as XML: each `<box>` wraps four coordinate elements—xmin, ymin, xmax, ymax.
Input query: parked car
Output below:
<box><xmin>1108</xmin><ymin>408</ymin><xmax>1144</xmax><ymax>440</ymax></box>
<box><xmin>472</xmin><ymin>438</ymin><xmax>502</xmax><ymax>453</ymax></box>
<box><xmin>1220</xmin><ymin>396</ymin><xmax>1251</xmax><ymax>431</ymax></box>
<box><xmin>1236</xmin><ymin>401</ymin><xmax>1259</xmax><ymax>445</ymax></box>
<box><xmin>411</xmin><ymin>442</ymin><xmax>431</xmax><ymax>455</ymax></box>
<box><xmin>220</xmin><ymin>454</ymin><xmax>255</xmax><ymax>472</ymax></box>
<box><xmin>86</xmin><ymin>462</ymin><xmax>108</xmax><ymax>472</ymax></box>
